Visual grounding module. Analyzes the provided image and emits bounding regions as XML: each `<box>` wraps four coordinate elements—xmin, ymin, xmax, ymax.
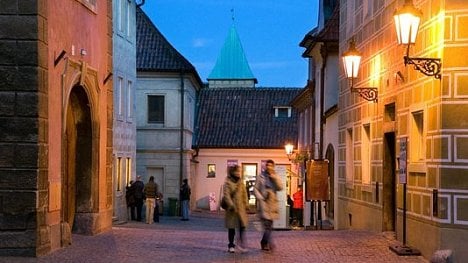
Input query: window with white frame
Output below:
<box><xmin>346</xmin><ymin>128</ymin><xmax>354</xmax><ymax>184</ymax></box>
<box><xmin>148</xmin><ymin>95</ymin><xmax>165</xmax><ymax>124</ymax></box>
<box><xmin>411</xmin><ymin>110</ymin><xmax>425</xmax><ymax>162</ymax></box>
<box><xmin>126</xmin><ymin>0</ymin><xmax>132</xmax><ymax>37</ymax></box>
<box><xmin>274</xmin><ymin>106</ymin><xmax>292</xmax><ymax>118</ymax></box>
<box><xmin>361</xmin><ymin>124</ymin><xmax>371</xmax><ymax>184</ymax></box>
<box><xmin>117</xmin><ymin>77</ymin><xmax>124</xmax><ymax>119</ymax></box>
<box><xmin>126</xmin><ymin>80</ymin><xmax>133</xmax><ymax>121</ymax></box>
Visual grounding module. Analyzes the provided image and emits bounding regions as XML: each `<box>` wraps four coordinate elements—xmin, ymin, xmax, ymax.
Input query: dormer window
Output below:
<box><xmin>274</xmin><ymin>106</ymin><xmax>292</xmax><ymax>118</ymax></box>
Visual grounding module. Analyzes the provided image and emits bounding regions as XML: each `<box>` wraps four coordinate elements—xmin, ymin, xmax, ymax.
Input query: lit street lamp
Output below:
<box><xmin>393</xmin><ymin>0</ymin><xmax>441</xmax><ymax>79</ymax></box>
<box><xmin>342</xmin><ymin>39</ymin><xmax>378</xmax><ymax>102</ymax></box>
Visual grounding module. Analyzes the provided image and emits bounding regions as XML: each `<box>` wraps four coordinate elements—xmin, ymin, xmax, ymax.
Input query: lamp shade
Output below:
<box><xmin>285</xmin><ymin>144</ymin><xmax>294</xmax><ymax>155</ymax></box>
<box><xmin>342</xmin><ymin>39</ymin><xmax>361</xmax><ymax>79</ymax></box>
<box><xmin>393</xmin><ymin>0</ymin><xmax>422</xmax><ymax>45</ymax></box>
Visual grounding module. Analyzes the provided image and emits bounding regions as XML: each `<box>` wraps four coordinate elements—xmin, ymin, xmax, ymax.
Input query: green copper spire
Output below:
<box><xmin>208</xmin><ymin>25</ymin><xmax>257</xmax><ymax>82</ymax></box>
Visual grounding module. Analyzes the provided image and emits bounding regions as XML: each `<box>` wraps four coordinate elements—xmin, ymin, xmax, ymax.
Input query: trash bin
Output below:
<box><xmin>168</xmin><ymin>198</ymin><xmax>178</xmax><ymax>216</ymax></box>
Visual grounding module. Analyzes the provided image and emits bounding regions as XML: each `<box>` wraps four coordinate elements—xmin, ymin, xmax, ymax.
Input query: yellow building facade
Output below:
<box><xmin>338</xmin><ymin>0</ymin><xmax>468</xmax><ymax>260</ymax></box>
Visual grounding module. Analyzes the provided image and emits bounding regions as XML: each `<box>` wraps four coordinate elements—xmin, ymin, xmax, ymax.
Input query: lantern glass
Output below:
<box><xmin>342</xmin><ymin>40</ymin><xmax>361</xmax><ymax>79</ymax></box>
<box><xmin>285</xmin><ymin>144</ymin><xmax>294</xmax><ymax>155</ymax></box>
<box><xmin>393</xmin><ymin>0</ymin><xmax>422</xmax><ymax>45</ymax></box>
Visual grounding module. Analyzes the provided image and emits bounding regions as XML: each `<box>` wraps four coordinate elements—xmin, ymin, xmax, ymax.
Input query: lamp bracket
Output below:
<box><xmin>351</xmin><ymin>87</ymin><xmax>378</xmax><ymax>102</ymax></box>
<box><xmin>404</xmin><ymin>56</ymin><xmax>441</xmax><ymax>79</ymax></box>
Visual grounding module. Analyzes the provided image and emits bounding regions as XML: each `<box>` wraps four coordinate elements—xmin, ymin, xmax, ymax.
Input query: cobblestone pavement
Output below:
<box><xmin>1</xmin><ymin>212</ymin><xmax>427</xmax><ymax>263</ymax></box>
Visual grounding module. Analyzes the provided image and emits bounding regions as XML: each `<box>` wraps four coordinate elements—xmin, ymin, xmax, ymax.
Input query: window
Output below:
<box><xmin>117</xmin><ymin>77</ymin><xmax>124</xmax><ymax>119</ymax></box>
<box><xmin>116</xmin><ymin>157</ymin><xmax>122</xmax><ymax>191</ymax></box>
<box><xmin>363</xmin><ymin>0</ymin><xmax>373</xmax><ymax>19</ymax></box>
<box><xmin>275</xmin><ymin>106</ymin><xmax>292</xmax><ymax>118</ymax></box>
<box><xmin>126</xmin><ymin>80</ymin><xmax>133</xmax><ymax>121</ymax></box>
<box><xmin>125</xmin><ymin>158</ymin><xmax>132</xmax><ymax>187</ymax></box>
<box><xmin>126</xmin><ymin>0</ymin><xmax>132</xmax><ymax>37</ymax></box>
<box><xmin>361</xmin><ymin>124</ymin><xmax>371</xmax><ymax>184</ymax></box>
<box><xmin>346</xmin><ymin>128</ymin><xmax>354</xmax><ymax>185</ymax></box>
<box><xmin>148</xmin><ymin>95</ymin><xmax>165</xmax><ymax>124</ymax></box>
<box><xmin>207</xmin><ymin>164</ymin><xmax>216</xmax><ymax>178</ymax></box>
<box><xmin>411</xmin><ymin>111</ymin><xmax>425</xmax><ymax>161</ymax></box>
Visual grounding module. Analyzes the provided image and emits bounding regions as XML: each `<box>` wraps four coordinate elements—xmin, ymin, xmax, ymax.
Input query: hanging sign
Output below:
<box><xmin>305</xmin><ymin>160</ymin><xmax>329</xmax><ymax>201</ymax></box>
<box><xmin>399</xmin><ymin>137</ymin><xmax>408</xmax><ymax>184</ymax></box>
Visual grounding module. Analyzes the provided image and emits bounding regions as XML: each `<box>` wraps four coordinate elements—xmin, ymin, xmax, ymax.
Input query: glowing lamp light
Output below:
<box><xmin>393</xmin><ymin>0</ymin><xmax>422</xmax><ymax>45</ymax></box>
<box><xmin>342</xmin><ymin>39</ymin><xmax>362</xmax><ymax>79</ymax></box>
<box><xmin>285</xmin><ymin>144</ymin><xmax>294</xmax><ymax>157</ymax></box>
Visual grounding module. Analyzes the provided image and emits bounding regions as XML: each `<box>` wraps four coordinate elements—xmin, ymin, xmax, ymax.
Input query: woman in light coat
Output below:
<box><xmin>254</xmin><ymin>159</ymin><xmax>283</xmax><ymax>251</ymax></box>
<box><xmin>223</xmin><ymin>165</ymin><xmax>249</xmax><ymax>253</ymax></box>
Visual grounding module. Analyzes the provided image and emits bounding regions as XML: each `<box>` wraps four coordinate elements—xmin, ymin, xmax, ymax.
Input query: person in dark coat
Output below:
<box><xmin>223</xmin><ymin>165</ymin><xmax>249</xmax><ymax>253</ymax></box>
<box><xmin>180</xmin><ymin>179</ymin><xmax>191</xmax><ymax>221</ymax></box>
<box><xmin>131</xmin><ymin>175</ymin><xmax>145</xmax><ymax>221</ymax></box>
<box><xmin>126</xmin><ymin>180</ymin><xmax>136</xmax><ymax>220</ymax></box>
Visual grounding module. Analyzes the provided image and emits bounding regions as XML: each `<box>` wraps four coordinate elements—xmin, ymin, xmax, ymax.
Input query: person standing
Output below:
<box><xmin>180</xmin><ymin>179</ymin><xmax>191</xmax><ymax>221</ymax></box>
<box><xmin>131</xmin><ymin>175</ymin><xmax>145</xmax><ymax>221</ymax></box>
<box><xmin>254</xmin><ymin>159</ymin><xmax>283</xmax><ymax>251</ymax></box>
<box><xmin>223</xmin><ymin>165</ymin><xmax>249</xmax><ymax>253</ymax></box>
<box><xmin>293</xmin><ymin>186</ymin><xmax>304</xmax><ymax>226</ymax></box>
<box><xmin>144</xmin><ymin>176</ymin><xmax>158</xmax><ymax>224</ymax></box>
<box><xmin>125</xmin><ymin>180</ymin><xmax>136</xmax><ymax>220</ymax></box>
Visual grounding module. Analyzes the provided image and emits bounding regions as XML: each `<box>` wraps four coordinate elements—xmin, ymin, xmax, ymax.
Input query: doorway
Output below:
<box><xmin>63</xmin><ymin>85</ymin><xmax>93</xmax><ymax>233</ymax></box>
<box><xmin>382</xmin><ymin>132</ymin><xmax>396</xmax><ymax>232</ymax></box>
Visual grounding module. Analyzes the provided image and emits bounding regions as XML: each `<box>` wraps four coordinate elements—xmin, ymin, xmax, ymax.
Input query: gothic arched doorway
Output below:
<box><xmin>62</xmin><ymin>85</ymin><xmax>93</xmax><ymax>235</ymax></box>
<box><xmin>325</xmin><ymin>144</ymin><xmax>335</xmax><ymax>221</ymax></box>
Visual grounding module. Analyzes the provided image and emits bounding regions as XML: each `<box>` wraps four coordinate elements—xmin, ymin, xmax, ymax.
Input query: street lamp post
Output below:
<box><xmin>342</xmin><ymin>39</ymin><xmax>378</xmax><ymax>102</ymax></box>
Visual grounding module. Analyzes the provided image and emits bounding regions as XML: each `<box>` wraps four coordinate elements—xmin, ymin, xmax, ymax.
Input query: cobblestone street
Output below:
<box><xmin>1</xmin><ymin>212</ymin><xmax>427</xmax><ymax>263</ymax></box>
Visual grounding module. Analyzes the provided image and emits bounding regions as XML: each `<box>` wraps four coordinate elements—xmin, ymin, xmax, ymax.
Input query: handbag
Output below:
<box><xmin>221</xmin><ymin>196</ymin><xmax>228</xmax><ymax>210</ymax></box>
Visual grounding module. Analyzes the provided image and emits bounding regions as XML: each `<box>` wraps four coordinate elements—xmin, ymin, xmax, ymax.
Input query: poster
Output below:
<box><xmin>273</xmin><ymin>164</ymin><xmax>289</xmax><ymax>229</ymax></box>
<box><xmin>306</xmin><ymin>160</ymin><xmax>329</xmax><ymax>201</ymax></box>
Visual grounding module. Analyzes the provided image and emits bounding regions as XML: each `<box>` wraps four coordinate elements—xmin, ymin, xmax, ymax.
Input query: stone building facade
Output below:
<box><xmin>0</xmin><ymin>0</ymin><xmax>113</xmax><ymax>256</ymax></box>
<box><xmin>338</xmin><ymin>0</ymin><xmax>468</xmax><ymax>260</ymax></box>
<box><xmin>112</xmin><ymin>0</ymin><xmax>137</xmax><ymax>223</ymax></box>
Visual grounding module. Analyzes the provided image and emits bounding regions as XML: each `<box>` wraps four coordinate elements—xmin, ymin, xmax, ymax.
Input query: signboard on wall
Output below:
<box><xmin>273</xmin><ymin>164</ymin><xmax>289</xmax><ymax>229</ymax></box>
<box><xmin>306</xmin><ymin>160</ymin><xmax>329</xmax><ymax>201</ymax></box>
<box><xmin>399</xmin><ymin>137</ymin><xmax>408</xmax><ymax>184</ymax></box>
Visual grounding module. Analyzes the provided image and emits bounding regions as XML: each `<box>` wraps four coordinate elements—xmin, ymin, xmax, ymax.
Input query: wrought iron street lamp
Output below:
<box><xmin>393</xmin><ymin>0</ymin><xmax>441</xmax><ymax>79</ymax></box>
<box><xmin>285</xmin><ymin>143</ymin><xmax>294</xmax><ymax>160</ymax></box>
<box><xmin>342</xmin><ymin>39</ymin><xmax>378</xmax><ymax>102</ymax></box>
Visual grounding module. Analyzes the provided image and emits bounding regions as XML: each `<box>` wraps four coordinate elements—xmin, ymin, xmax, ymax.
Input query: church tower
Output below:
<box><xmin>207</xmin><ymin>25</ymin><xmax>257</xmax><ymax>88</ymax></box>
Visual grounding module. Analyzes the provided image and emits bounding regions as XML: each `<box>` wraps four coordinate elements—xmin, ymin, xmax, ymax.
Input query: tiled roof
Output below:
<box><xmin>299</xmin><ymin>3</ymin><xmax>339</xmax><ymax>56</ymax></box>
<box><xmin>195</xmin><ymin>88</ymin><xmax>301</xmax><ymax>149</ymax></box>
<box><xmin>208</xmin><ymin>25</ymin><xmax>257</xmax><ymax>83</ymax></box>
<box><xmin>136</xmin><ymin>7</ymin><xmax>202</xmax><ymax>84</ymax></box>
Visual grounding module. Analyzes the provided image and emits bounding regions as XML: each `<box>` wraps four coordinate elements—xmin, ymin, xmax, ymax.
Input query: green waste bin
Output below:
<box><xmin>168</xmin><ymin>198</ymin><xmax>178</xmax><ymax>216</ymax></box>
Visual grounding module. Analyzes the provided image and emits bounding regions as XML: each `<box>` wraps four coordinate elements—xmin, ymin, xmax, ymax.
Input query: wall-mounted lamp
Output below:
<box><xmin>285</xmin><ymin>143</ymin><xmax>294</xmax><ymax>160</ymax></box>
<box><xmin>342</xmin><ymin>39</ymin><xmax>378</xmax><ymax>102</ymax></box>
<box><xmin>393</xmin><ymin>0</ymin><xmax>441</xmax><ymax>79</ymax></box>
<box><xmin>285</xmin><ymin>143</ymin><xmax>311</xmax><ymax>163</ymax></box>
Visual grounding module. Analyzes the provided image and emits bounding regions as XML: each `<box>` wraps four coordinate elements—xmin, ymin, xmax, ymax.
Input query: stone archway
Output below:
<box><xmin>62</xmin><ymin>85</ymin><xmax>94</xmax><ymax>240</ymax></box>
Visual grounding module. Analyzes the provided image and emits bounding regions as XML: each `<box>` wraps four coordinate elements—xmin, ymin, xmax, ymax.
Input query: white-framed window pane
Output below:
<box><xmin>126</xmin><ymin>158</ymin><xmax>131</xmax><ymax>186</ymax></box>
<box><xmin>117</xmin><ymin>157</ymin><xmax>122</xmax><ymax>192</ymax></box>
<box><xmin>148</xmin><ymin>95</ymin><xmax>165</xmax><ymax>124</ymax></box>
<box><xmin>127</xmin><ymin>80</ymin><xmax>133</xmax><ymax>120</ymax></box>
<box><xmin>118</xmin><ymin>77</ymin><xmax>124</xmax><ymax>117</ymax></box>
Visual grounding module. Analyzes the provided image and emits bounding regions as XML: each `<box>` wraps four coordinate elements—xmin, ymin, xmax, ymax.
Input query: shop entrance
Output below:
<box><xmin>382</xmin><ymin>132</ymin><xmax>396</xmax><ymax>232</ymax></box>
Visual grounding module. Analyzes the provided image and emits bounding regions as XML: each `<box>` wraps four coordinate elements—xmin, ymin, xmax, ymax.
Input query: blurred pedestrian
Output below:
<box><xmin>131</xmin><ymin>175</ymin><xmax>145</xmax><ymax>221</ymax></box>
<box><xmin>293</xmin><ymin>186</ymin><xmax>304</xmax><ymax>226</ymax></box>
<box><xmin>180</xmin><ymin>179</ymin><xmax>191</xmax><ymax>221</ymax></box>
<box><xmin>223</xmin><ymin>165</ymin><xmax>249</xmax><ymax>253</ymax></box>
<box><xmin>126</xmin><ymin>180</ymin><xmax>136</xmax><ymax>220</ymax></box>
<box><xmin>254</xmin><ymin>159</ymin><xmax>283</xmax><ymax>251</ymax></box>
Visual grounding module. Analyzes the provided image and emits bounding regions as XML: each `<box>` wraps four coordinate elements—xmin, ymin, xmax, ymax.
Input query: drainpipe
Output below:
<box><xmin>319</xmin><ymin>44</ymin><xmax>328</xmax><ymax>160</ymax></box>
<box><xmin>179</xmin><ymin>72</ymin><xmax>185</xmax><ymax>192</ymax></box>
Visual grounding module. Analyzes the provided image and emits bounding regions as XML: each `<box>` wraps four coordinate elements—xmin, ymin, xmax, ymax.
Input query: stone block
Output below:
<box><xmin>0</xmin><ymin>143</ymin><xmax>15</xmax><ymax>167</ymax></box>
<box><xmin>15</xmin><ymin>143</ymin><xmax>39</xmax><ymax>168</ymax></box>
<box><xmin>0</xmin><ymin>92</ymin><xmax>15</xmax><ymax>116</ymax></box>
<box><xmin>16</xmin><ymin>92</ymin><xmax>38</xmax><ymax>117</ymax></box>
<box><xmin>0</xmin><ymin>66</ymin><xmax>38</xmax><ymax>91</ymax></box>
<box><xmin>0</xmin><ymin>168</ymin><xmax>37</xmax><ymax>189</ymax></box>
<box><xmin>16</xmin><ymin>41</ymin><xmax>39</xmax><ymax>66</ymax></box>
<box><xmin>0</xmin><ymin>229</ymin><xmax>36</xmax><ymax>248</ymax></box>
<box><xmin>0</xmin><ymin>211</ymin><xmax>36</xmax><ymax>230</ymax></box>
<box><xmin>18</xmin><ymin>0</ymin><xmax>38</xmax><ymax>14</ymax></box>
<box><xmin>0</xmin><ymin>117</ymin><xmax>38</xmax><ymax>142</ymax></box>
<box><xmin>0</xmin><ymin>40</ymin><xmax>16</xmax><ymax>65</ymax></box>
<box><xmin>0</xmin><ymin>1</ymin><xmax>18</xmax><ymax>14</ymax></box>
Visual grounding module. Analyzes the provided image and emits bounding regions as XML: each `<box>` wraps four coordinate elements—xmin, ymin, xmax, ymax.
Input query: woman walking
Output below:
<box><xmin>223</xmin><ymin>165</ymin><xmax>249</xmax><ymax>253</ymax></box>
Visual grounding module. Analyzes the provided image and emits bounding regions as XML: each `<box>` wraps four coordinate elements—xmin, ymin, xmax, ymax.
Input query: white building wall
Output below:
<box><xmin>112</xmin><ymin>0</ymin><xmax>137</xmax><ymax>222</ymax></box>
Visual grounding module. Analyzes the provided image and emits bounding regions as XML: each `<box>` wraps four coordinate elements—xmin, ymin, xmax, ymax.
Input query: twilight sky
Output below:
<box><xmin>142</xmin><ymin>0</ymin><xmax>318</xmax><ymax>87</ymax></box>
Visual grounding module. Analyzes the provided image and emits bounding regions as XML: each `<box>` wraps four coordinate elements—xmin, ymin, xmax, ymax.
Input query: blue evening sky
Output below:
<box><xmin>142</xmin><ymin>1</ymin><xmax>318</xmax><ymax>88</ymax></box>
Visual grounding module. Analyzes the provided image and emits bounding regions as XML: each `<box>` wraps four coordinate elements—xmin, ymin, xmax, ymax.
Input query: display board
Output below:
<box><xmin>306</xmin><ymin>160</ymin><xmax>329</xmax><ymax>201</ymax></box>
<box><xmin>273</xmin><ymin>164</ymin><xmax>289</xmax><ymax>229</ymax></box>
